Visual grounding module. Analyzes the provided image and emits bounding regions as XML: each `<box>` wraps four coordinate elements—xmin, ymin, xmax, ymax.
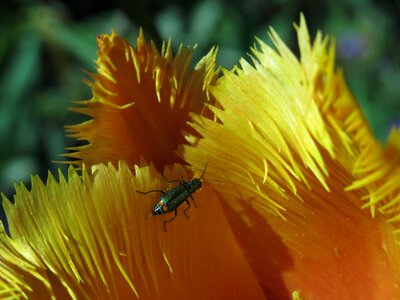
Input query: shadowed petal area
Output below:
<box><xmin>182</xmin><ymin>15</ymin><xmax>400</xmax><ymax>299</ymax></box>
<box><xmin>65</xmin><ymin>31</ymin><xmax>220</xmax><ymax>170</ymax></box>
<box><xmin>0</xmin><ymin>162</ymin><xmax>265</xmax><ymax>299</ymax></box>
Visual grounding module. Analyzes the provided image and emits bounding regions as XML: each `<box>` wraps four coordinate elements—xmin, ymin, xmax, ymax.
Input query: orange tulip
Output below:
<box><xmin>1</xmin><ymin>15</ymin><xmax>399</xmax><ymax>299</ymax></box>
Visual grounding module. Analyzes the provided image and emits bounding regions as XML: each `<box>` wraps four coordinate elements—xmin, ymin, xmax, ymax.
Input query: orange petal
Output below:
<box><xmin>65</xmin><ymin>31</ymin><xmax>220</xmax><ymax>170</ymax></box>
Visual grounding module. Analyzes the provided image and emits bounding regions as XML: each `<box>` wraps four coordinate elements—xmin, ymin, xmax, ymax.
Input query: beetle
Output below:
<box><xmin>137</xmin><ymin>163</ymin><xmax>207</xmax><ymax>232</ymax></box>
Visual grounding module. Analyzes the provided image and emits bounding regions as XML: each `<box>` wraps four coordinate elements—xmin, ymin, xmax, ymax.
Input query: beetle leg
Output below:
<box><xmin>136</xmin><ymin>189</ymin><xmax>165</xmax><ymax>195</ymax></box>
<box><xmin>190</xmin><ymin>195</ymin><xmax>197</xmax><ymax>208</ymax></box>
<box><xmin>183</xmin><ymin>199</ymin><xmax>191</xmax><ymax>218</ymax></box>
<box><xmin>164</xmin><ymin>209</ymin><xmax>177</xmax><ymax>232</ymax></box>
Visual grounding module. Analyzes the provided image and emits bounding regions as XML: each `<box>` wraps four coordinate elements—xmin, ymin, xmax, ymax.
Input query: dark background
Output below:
<box><xmin>1</xmin><ymin>0</ymin><xmax>400</xmax><ymax>201</ymax></box>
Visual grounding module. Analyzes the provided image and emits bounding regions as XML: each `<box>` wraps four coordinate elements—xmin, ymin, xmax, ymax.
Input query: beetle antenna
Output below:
<box><xmin>199</xmin><ymin>161</ymin><xmax>208</xmax><ymax>179</ymax></box>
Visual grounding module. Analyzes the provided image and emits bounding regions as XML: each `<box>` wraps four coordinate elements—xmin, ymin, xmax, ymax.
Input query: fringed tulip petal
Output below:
<box><xmin>65</xmin><ymin>31</ymin><xmax>220</xmax><ymax>170</ymax></box>
<box><xmin>0</xmin><ymin>163</ymin><xmax>265</xmax><ymax>299</ymax></box>
<box><xmin>182</xmin><ymin>15</ymin><xmax>400</xmax><ymax>298</ymax></box>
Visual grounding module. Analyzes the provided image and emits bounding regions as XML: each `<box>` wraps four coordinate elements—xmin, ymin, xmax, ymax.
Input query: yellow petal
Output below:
<box><xmin>0</xmin><ymin>162</ymin><xmax>265</xmax><ymax>299</ymax></box>
<box><xmin>182</xmin><ymin>15</ymin><xmax>400</xmax><ymax>298</ymax></box>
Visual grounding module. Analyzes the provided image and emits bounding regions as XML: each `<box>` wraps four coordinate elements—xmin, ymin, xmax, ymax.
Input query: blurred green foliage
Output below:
<box><xmin>0</xmin><ymin>0</ymin><xmax>399</xmax><ymax>203</ymax></box>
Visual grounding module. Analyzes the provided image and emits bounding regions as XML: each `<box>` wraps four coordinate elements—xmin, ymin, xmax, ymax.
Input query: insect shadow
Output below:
<box><xmin>136</xmin><ymin>163</ymin><xmax>208</xmax><ymax>232</ymax></box>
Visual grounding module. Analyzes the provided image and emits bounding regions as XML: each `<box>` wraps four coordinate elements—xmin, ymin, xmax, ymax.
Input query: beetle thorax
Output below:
<box><xmin>185</xmin><ymin>178</ymin><xmax>201</xmax><ymax>193</ymax></box>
